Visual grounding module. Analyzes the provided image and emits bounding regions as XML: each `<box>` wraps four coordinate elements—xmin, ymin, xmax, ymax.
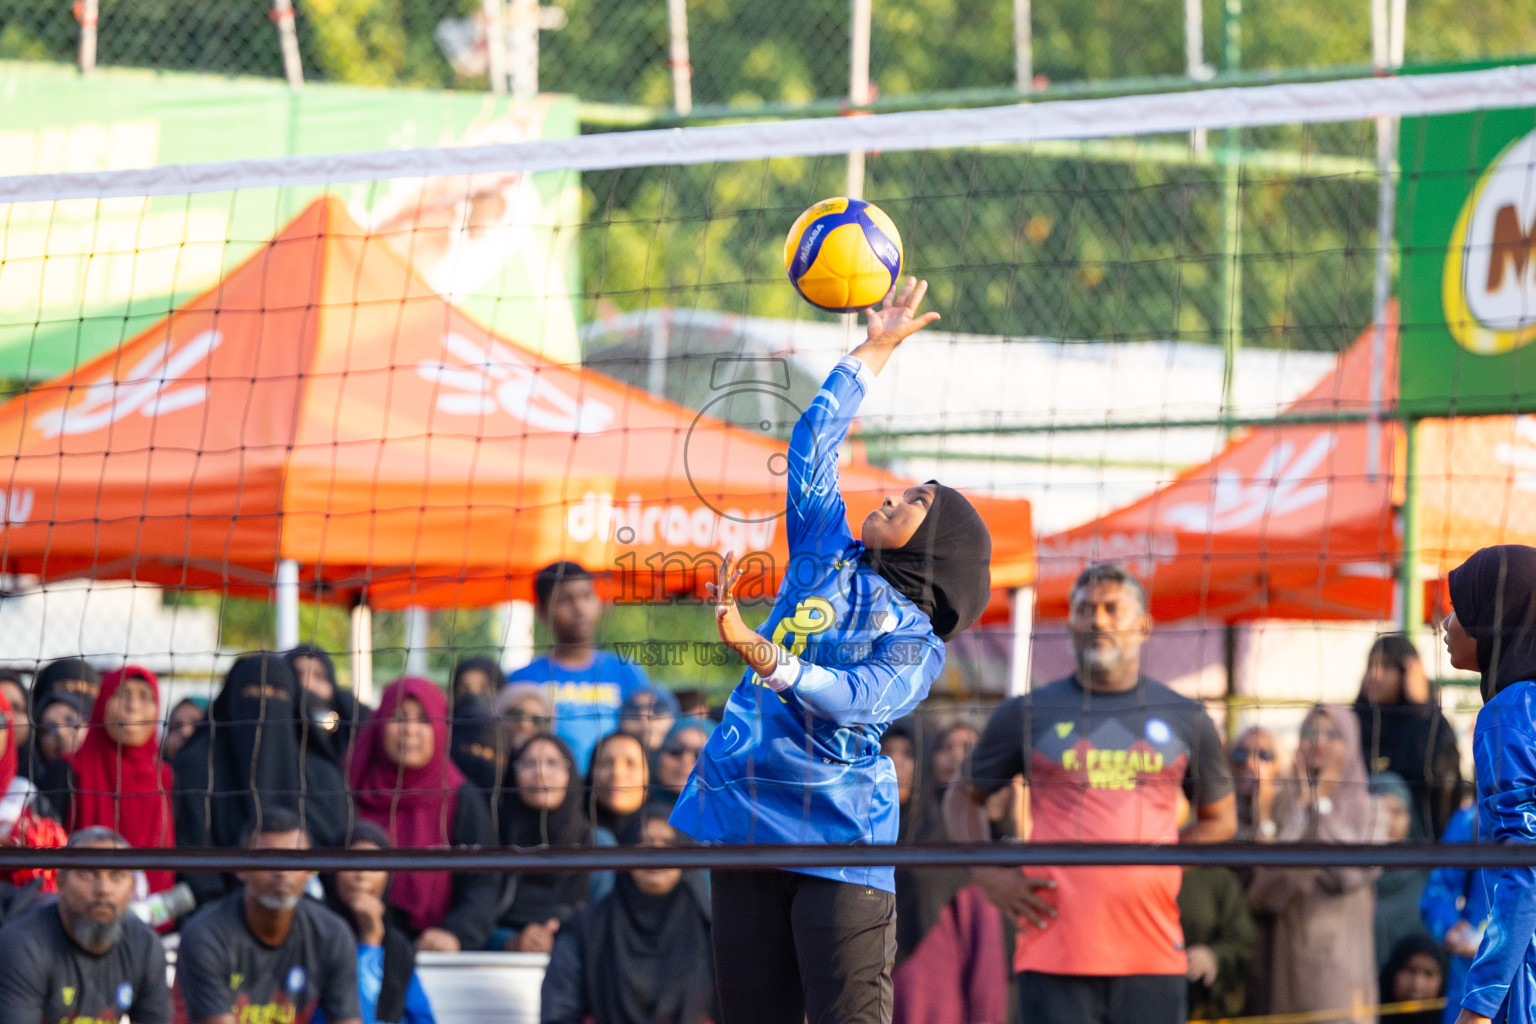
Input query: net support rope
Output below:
<box><xmin>1</xmin><ymin>64</ymin><xmax>1534</xmax><ymax>203</ymax></box>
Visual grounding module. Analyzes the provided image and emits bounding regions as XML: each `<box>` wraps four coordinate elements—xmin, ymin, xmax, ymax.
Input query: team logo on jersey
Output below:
<box><xmin>1145</xmin><ymin>718</ymin><xmax>1172</xmax><ymax>745</ymax></box>
<box><xmin>61</xmin><ymin>986</ymin><xmax>75</xmax><ymax>1006</ymax></box>
<box><xmin>117</xmin><ymin>982</ymin><xmax>134</xmax><ymax>1009</ymax></box>
<box><xmin>1054</xmin><ymin>722</ymin><xmax>1074</xmax><ymax>739</ymax></box>
<box><xmin>230</xmin><ymin>973</ymin><xmax>244</xmax><ymax>991</ymax></box>
<box><xmin>287</xmin><ymin>966</ymin><xmax>307</xmax><ymax>993</ymax></box>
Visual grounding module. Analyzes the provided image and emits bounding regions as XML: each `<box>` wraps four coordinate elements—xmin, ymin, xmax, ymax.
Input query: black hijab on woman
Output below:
<box><xmin>321</xmin><ymin>820</ymin><xmax>417</xmax><ymax>1024</ymax></box>
<box><xmin>497</xmin><ymin>734</ymin><xmax>594</xmax><ymax>930</ymax></box>
<box><xmin>172</xmin><ymin>653</ymin><xmax>350</xmax><ymax>854</ymax></box>
<box><xmin>1447</xmin><ymin>544</ymin><xmax>1536</xmax><ymax>700</ymax></box>
<box><xmin>861</xmin><ymin>481</ymin><xmax>992</xmax><ymax>641</ymax></box>
<box><xmin>1377</xmin><ymin>932</ymin><xmax>1446</xmax><ymax>1024</ymax></box>
<box><xmin>282</xmin><ymin>645</ymin><xmax>360</xmax><ymax>758</ymax></box>
<box><xmin>887</xmin><ymin>717</ymin><xmax>970</xmax><ymax>967</ymax></box>
<box><xmin>579</xmin><ymin>807</ymin><xmax>715</xmax><ymax>1024</ymax></box>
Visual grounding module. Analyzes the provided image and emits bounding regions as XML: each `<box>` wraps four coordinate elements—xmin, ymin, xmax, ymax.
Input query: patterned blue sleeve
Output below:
<box><xmin>787</xmin><ymin>629</ymin><xmax>945</xmax><ymax>726</ymax></box>
<box><xmin>785</xmin><ymin>356</ymin><xmax>873</xmax><ymax>554</ymax></box>
<box><xmin>1461</xmin><ymin>712</ymin><xmax>1536</xmax><ymax>1018</ymax></box>
<box><xmin>1422</xmin><ymin>806</ymin><xmax>1475</xmax><ymax>942</ymax></box>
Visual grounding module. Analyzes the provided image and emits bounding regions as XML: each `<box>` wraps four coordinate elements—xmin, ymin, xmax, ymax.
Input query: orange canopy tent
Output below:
<box><xmin>1036</xmin><ymin>307</ymin><xmax>1536</xmax><ymax>622</ymax></box>
<box><xmin>0</xmin><ymin>197</ymin><xmax>1033</xmax><ymax>616</ymax></box>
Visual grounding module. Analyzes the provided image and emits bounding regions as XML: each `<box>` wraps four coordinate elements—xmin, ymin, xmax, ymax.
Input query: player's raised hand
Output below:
<box><xmin>707</xmin><ymin>551</ymin><xmax>778</xmax><ymax>678</ymax></box>
<box><xmin>853</xmin><ymin>277</ymin><xmax>940</xmax><ymax>375</ymax></box>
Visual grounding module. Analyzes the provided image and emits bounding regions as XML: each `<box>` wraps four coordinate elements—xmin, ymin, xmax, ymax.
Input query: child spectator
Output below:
<box><xmin>1380</xmin><ymin>934</ymin><xmax>1449</xmax><ymax>1024</ymax></box>
<box><xmin>159</xmin><ymin>696</ymin><xmax>206</xmax><ymax>763</ymax></box>
<box><xmin>320</xmin><ymin>821</ymin><xmax>438</xmax><ymax>1024</ymax></box>
<box><xmin>508</xmin><ymin>562</ymin><xmax>650</xmax><ymax>773</ymax></box>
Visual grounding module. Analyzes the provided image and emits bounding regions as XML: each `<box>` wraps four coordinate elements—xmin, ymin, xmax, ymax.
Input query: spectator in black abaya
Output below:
<box><xmin>30</xmin><ymin>691</ymin><xmax>87</xmax><ymax>792</ymax></box>
<box><xmin>493</xmin><ymin>734</ymin><xmax>613</xmax><ymax>953</ymax></box>
<box><xmin>26</xmin><ymin>659</ymin><xmax>99</xmax><ymax>780</ymax></box>
<box><xmin>539</xmin><ymin>806</ymin><xmax>715</xmax><ymax>1024</ymax></box>
<box><xmin>285</xmin><ymin>644</ymin><xmax>362</xmax><ymax>758</ymax></box>
<box><xmin>1378</xmin><ymin>933</ymin><xmax>1448</xmax><ymax>1024</ymax></box>
<box><xmin>450</xmin><ymin>658</ymin><xmax>507</xmax><ymax>794</ymax></box>
<box><xmin>1354</xmin><ymin>634</ymin><xmax>1461</xmax><ymax>839</ymax></box>
<box><xmin>171</xmin><ymin>653</ymin><xmax>350</xmax><ymax>904</ymax></box>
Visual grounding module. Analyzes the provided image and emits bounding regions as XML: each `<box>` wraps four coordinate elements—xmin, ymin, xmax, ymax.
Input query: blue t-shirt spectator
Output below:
<box><xmin>509</xmin><ymin>652</ymin><xmax>650</xmax><ymax>773</ymax></box>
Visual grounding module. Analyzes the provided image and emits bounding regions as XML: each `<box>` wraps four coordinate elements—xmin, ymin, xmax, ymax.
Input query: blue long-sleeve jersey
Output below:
<box><xmin>668</xmin><ymin>355</ymin><xmax>946</xmax><ymax>893</ymax></box>
<box><xmin>1424</xmin><ymin>804</ymin><xmax>1494</xmax><ymax>1024</ymax></box>
<box><xmin>1462</xmin><ymin>679</ymin><xmax>1536</xmax><ymax>1023</ymax></box>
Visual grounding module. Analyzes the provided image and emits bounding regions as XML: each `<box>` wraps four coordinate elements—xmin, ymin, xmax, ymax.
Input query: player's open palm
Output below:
<box><xmin>865</xmin><ymin>277</ymin><xmax>940</xmax><ymax>348</ymax></box>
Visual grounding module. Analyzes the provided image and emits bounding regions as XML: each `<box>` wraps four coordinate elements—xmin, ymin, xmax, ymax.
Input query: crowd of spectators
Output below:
<box><xmin>0</xmin><ymin>558</ymin><xmax>1483</xmax><ymax>1024</ymax></box>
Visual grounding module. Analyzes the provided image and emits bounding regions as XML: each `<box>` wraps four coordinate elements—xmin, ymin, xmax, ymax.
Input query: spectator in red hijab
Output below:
<box><xmin>45</xmin><ymin>667</ymin><xmax>176</xmax><ymax>896</ymax></box>
<box><xmin>346</xmin><ymin>677</ymin><xmax>498</xmax><ymax>953</ymax></box>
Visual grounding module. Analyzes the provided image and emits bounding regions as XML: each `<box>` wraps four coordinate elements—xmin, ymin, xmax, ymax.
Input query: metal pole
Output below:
<box><xmin>509</xmin><ymin>0</ymin><xmax>539</xmax><ymax>99</ymax></box>
<box><xmin>271</xmin><ymin>0</ymin><xmax>304</xmax><ymax>87</ymax></box>
<box><xmin>1008</xmin><ymin>586</ymin><xmax>1034</xmax><ymax>696</ymax></box>
<box><xmin>500</xmin><ymin>600</ymin><xmax>537</xmax><ymax>673</ymax></box>
<box><xmin>405</xmin><ymin>609</ymin><xmax>431</xmax><ymax>676</ymax></box>
<box><xmin>846</xmin><ymin>0</ymin><xmax>872</xmax><ymax>199</ymax></box>
<box><xmin>1218</xmin><ymin>0</ymin><xmax>1242</xmax><ymax>433</ymax></box>
<box><xmin>1400</xmin><ymin>419</ymin><xmax>1421</xmax><ymax>633</ymax></box>
<box><xmin>77</xmin><ymin>0</ymin><xmax>98</xmax><ymax>75</ymax></box>
<box><xmin>1185</xmin><ymin>0</ymin><xmax>1207</xmax><ymax>149</ymax></box>
<box><xmin>1367</xmin><ymin>0</ymin><xmax>1402</xmax><ymax>483</ymax></box>
<box><xmin>1014</xmin><ymin>0</ymin><xmax>1032</xmax><ymax>93</ymax></box>
<box><xmin>275</xmin><ymin>559</ymin><xmax>300</xmax><ymax>651</ymax></box>
<box><xmin>350</xmin><ymin>600</ymin><xmax>374</xmax><ymax>706</ymax></box>
<box><xmin>483</xmin><ymin>0</ymin><xmax>508</xmax><ymax>94</ymax></box>
<box><xmin>667</xmin><ymin>0</ymin><xmax>694</xmax><ymax>115</ymax></box>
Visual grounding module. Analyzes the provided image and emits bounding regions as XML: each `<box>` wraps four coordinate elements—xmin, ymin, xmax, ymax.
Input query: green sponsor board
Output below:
<box><xmin>0</xmin><ymin>62</ymin><xmax>580</xmax><ymax>381</ymax></box>
<box><xmin>1399</xmin><ymin>106</ymin><xmax>1536</xmax><ymax>415</ymax></box>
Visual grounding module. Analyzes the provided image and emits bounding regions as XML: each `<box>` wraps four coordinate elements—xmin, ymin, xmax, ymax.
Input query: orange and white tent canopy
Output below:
<box><xmin>1038</xmin><ymin>308</ymin><xmax>1536</xmax><ymax>623</ymax></box>
<box><xmin>0</xmin><ymin>198</ymin><xmax>1033</xmax><ymax>610</ymax></box>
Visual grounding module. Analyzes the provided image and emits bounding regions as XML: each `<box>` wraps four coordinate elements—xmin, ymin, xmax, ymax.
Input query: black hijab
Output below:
<box><xmin>321</xmin><ymin>820</ymin><xmax>417</xmax><ymax>1024</ymax></box>
<box><xmin>451</xmin><ymin>657</ymin><xmax>504</xmax><ymax>702</ymax></box>
<box><xmin>172</xmin><ymin>653</ymin><xmax>349</xmax><ymax>850</ymax></box>
<box><xmin>581</xmin><ymin>808</ymin><xmax>714</xmax><ymax>1024</ymax></box>
<box><xmin>887</xmin><ymin>718</ymin><xmax>970</xmax><ymax>966</ymax></box>
<box><xmin>1447</xmin><ymin>545</ymin><xmax>1536</xmax><ymax>700</ymax></box>
<box><xmin>450</xmin><ymin>694</ymin><xmax>502</xmax><ymax>795</ymax></box>
<box><xmin>34</xmin><ymin>658</ymin><xmax>101</xmax><ymax>713</ymax></box>
<box><xmin>496</xmin><ymin>734</ymin><xmax>594</xmax><ymax>929</ymax></box>
<box><xmin>1377</xmin><ymin>932</ymin><xmax>1446</xmax><ymax>1024</ymax></box>
<box><xmin>861</xmin><ymin>480</ymin><xmax>991</xmax><ymax>641</ymax></box>
<box><xmin>283</xmin><ymin>644</ymin><xmax>359</xmax><ymax>759</ymax></box>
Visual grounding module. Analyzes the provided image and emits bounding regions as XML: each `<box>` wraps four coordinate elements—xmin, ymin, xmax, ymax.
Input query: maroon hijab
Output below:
<box><xmin>347</xmin><ymin>677</ymin><xmax>464</xmax><ymax>932</ymax></box>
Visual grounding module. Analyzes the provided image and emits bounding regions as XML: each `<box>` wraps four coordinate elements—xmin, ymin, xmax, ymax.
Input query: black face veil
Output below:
<box><xmin>862</xmin><ymin>481</ymin><xmax>992</xmax><ymax>641</ymax></box>
<box><xmin>1447</xmin><ymin>544</ymin><xmax>1536</xmax><ymax>700</ymax></box>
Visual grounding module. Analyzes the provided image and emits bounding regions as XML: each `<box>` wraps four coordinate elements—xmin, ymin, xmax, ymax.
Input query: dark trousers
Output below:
<box><xmin>711</xmin><ymin>870</ymin><xmax>896</xmax><ymax>1024</ymax></box>
<box><xmin>1018</xmin><ymin>971</ymin><xmax>1187</xmax><ymax>1024</ymax></box>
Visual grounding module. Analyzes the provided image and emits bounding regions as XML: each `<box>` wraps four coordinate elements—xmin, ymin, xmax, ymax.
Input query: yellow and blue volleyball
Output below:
<box><xmin>784</xmin><ymin>197</ymin><xmax>903</xmax><ymax>312</ymax></box>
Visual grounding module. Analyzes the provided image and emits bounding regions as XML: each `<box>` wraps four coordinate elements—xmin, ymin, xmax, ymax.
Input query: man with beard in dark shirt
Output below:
<box><xmin>0</xmin><ymin>825</ymin><xmax>173</xmax><ymax>1023</ymax></box>
<box><xmin>176</xmin><ymin>808</ymin><xmax>360</xmax><ymax>1024</ymax></box>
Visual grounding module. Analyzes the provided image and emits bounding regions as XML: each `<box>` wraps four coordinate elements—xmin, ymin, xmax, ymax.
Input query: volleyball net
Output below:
<box><xmin>0</xmin><ymin>63</ymin><xmax>1534</xmax><ymax>869</ymax></box>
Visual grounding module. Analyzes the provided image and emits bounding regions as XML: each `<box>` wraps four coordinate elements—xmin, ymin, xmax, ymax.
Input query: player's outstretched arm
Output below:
<box><xmin>848</xmin><ymin>276</ymin><xmax>940</xmax><ymax>377</ymax></box>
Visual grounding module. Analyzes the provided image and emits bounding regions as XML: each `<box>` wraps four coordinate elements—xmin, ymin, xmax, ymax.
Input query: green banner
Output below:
<box><xmin>1399</xmin><ymin>106</ymin><xmax>1536</xmax><ymax>415</ymax></box>
<box><xmin>0</xmin><ymin>62</ymin><xmax>580</xmax><ymax>381</ymax></box>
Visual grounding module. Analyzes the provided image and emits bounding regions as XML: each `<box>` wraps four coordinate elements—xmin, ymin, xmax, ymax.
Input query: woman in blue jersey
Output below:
<box><xmin>669</xmin><ymin>277</ymin><xmax>993</xmax><ymax>1024</ymax></box>
<box><xmin>1445</xmin><ymin>544</ymin><xmax>1536</xmax><ymax>1024</ymax></box>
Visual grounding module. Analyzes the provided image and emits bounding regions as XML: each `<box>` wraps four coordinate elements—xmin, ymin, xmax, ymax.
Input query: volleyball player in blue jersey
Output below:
<box><xmin>669</xmin><ymin>278</ymin><xmax>993</xmax><ymax>1024</ymax></box>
